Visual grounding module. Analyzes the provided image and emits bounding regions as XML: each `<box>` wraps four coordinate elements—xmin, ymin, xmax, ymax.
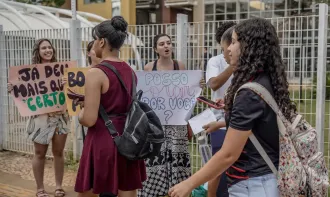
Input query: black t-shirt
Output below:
<box><xmin>225</xmin><ymin>73</ymin><xmax>279</xmax><ymax>187</ymax></box>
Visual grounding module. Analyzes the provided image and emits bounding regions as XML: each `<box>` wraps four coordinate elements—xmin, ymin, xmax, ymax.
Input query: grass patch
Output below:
<box><xmin>64</xmin><ymin>151</ymin><xmax>79</xmax><ymax>172</ymax></box>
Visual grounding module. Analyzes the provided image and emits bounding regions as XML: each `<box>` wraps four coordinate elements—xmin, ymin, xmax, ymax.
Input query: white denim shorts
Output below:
<box><xmin>228</xmin><ymin>173</ymin><xmax>279</xmax><ymax>197</ymax></box>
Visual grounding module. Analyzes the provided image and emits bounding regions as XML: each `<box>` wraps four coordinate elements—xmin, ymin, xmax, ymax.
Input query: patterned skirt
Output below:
<box><xmin>25</xmin><ymin>112</ymin><xmax>69</xmax><ymax>145</ymax></box>
<box><xmin>138</xmin><ymin>125</ymin><xmax>191</xmax><ymax>197</ymax></box>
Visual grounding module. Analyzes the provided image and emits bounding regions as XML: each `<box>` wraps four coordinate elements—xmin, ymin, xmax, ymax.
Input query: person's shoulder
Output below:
<box><xmin>176</xmin><ymin>60</ymin><xmax>185</xmax><ymax>70</ymax></box>
<box><xmin>88</xmin><ymin>66</ymin><xmax>104</xmax><ymax>74</ymax></box>
<box><xmin>206</xmin><ymin>55</ymin><xmax>224</xmax><ymax>73</ymax></box>
<box><xmin>253</xmin><ymin>73</ymin><xmax>274</xmax><ymax>95</ymax></box>
<box><xmin>144</xmin><ymin>61</ymin><xmax>155</xmax><ymax>71</ymax></box>
<box><xmin>208</xmin><ymin>55</ymin><xmax>224</xmax><ymax>65</ymax></box>
<box><xmin>84</xmin><ymin>67</ymin><xmax>106</xmax><ymax>84</ymax></box>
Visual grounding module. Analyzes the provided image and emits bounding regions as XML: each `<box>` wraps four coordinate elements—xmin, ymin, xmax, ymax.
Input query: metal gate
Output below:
<box><xmin>0</xmin><ymin>6</ymin><xmax>328</xmax><ymax>175</ymax></box>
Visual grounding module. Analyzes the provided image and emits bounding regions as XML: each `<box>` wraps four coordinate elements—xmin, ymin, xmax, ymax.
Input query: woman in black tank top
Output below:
<box><xmin>152</xmin><ymin>59</ymin><xmax>180</xmax><ymax>71</ymax></box>
<box><xmin>138</xmin><ymin>34</ymin><xmax>205</xmax><ymax>197</ymax></box>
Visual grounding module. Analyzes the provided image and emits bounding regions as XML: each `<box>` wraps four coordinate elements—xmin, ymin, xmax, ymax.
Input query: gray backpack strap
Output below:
<box><xmin>235</xmin><ymin>82</ymin><xmax>285</xmax><ymax>176</ymax></box>
<box><xmin>236</xmin><ymin>83</ymin><xmax>288</xmax><ymax>129</ymax></box>
<box><xmin>249</xmin><ymin>134</ymin><xmax>278</xmax><ymax>176</ymax></box>
<box><xmin>236</xmin><ymin>82</ymin><xmax>290</xmax><ymax>136</ymax></box>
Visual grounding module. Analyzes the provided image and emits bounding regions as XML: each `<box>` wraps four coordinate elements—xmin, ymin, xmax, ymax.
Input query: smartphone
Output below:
<box><xmin>67</xmin><ymin>88</ymin><xmax>85</xmax><ymax>102</ymax></box>
<box><xmin>197</xmin><ymin>96</ymin><xmax>223</xmax><ymax>109</ymax></box>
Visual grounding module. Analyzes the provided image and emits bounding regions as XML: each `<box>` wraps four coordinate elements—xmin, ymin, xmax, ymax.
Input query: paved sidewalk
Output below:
<box><xmin>0</xmin><ymin>171</ymin><xmax>76</xmax><ymax>197</ymax></box>
<box><xmin>0</xmin><ymin>150</ymin><xmax>77</xmax><ymax>196</ymax></box>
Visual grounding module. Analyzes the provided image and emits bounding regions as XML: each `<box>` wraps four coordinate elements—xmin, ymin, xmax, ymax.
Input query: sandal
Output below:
<box><xmin>36</xmin><ymin>190</ymin><xmax>49</xmax><ymax>197</ymax></box>
<box><xmin>54</xmin><ymin>189</ymin><xmax>66</xmax><ymax>197</ymax></box>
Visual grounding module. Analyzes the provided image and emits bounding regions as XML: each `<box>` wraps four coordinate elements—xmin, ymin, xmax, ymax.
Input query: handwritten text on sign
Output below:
<box><xmin>64</xmin><ymin>67</ymin><xmax>89</xmax><ymax>116</ymax></box>
<box><xmin>9</xmin><ymin>61</ymin><xmax>76</xmax><ymax>116</ymax></box>
<box><xmin>135</xmin><ymin>70</ymin><xmax>202</xmax><ymax>125</ymax></box>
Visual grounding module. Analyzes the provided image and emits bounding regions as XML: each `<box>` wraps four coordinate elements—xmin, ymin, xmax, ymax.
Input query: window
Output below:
<box><xmin>215</xmin><ymin>3</ymin><xmax>225</xmax><ymax>15</ymax></box>
<box><xmin>205</xmin><ymin>4</ymin><xmax>215</xmax><ymax>14</ymax></box>
<box><xmin>112</xmin><ymin>0</ymin><xmax>121</xmax><ymax>17</ymax></box>
<box><xmin>84</xmin><ymin>0</ymin><xmax>105</xmax><ymax>4</ymax></box>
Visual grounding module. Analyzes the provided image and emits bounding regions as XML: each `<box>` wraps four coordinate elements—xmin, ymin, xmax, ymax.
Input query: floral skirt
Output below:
<box><xmin>25</xmin><ymin>112</ymin><xmax>69</xmax><ymax>145</ymax></box>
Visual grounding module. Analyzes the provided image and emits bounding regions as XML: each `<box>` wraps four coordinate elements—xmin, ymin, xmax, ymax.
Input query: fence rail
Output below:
<box><xmin>0</xmin><ymin>6</ymin><xmax>329</xmax><ymax>177</ymax></box>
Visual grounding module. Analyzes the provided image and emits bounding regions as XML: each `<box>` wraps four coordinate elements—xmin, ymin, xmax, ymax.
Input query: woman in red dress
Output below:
<box><xmin>74</xmin><ymin>16</ymin><xmax>146</xmax><ymax>197</ymax></box>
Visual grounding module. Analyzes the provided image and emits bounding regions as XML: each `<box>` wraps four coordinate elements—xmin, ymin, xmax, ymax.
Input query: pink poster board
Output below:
<box><xmin>8</xmin><ymin>61</ymin><xmax>77</xmax><ymax>117</ymax></box>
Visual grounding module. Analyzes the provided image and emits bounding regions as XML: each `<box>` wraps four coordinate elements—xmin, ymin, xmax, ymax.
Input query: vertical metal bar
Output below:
<box><xmin>236</xmin><ymin>0</ymin><xmax>240</xmax><ymax>20</ymax></box>
<box><xmin>247</xmin><ymin>0</ymin><xmax>250</xmax><ymax>18</ymax></box>
<box><xmin>0</xmin><ymin>25</ymin><xmax>4</xmax><ymax>150</ymax></box>
<box><xmin>70</xmin><ymin>20</ymin><xmax>82</xmax><ymax>159</ymax></box>
<box><xmin>176</xmin><ymin>14</ymin><xmax>188</xmax><ymax>66</ymax></box>
<box><xmin>316</xmin><ymin>3</ymin><xmax>328</xmax><ymax>152</ymax></box>
<box><xmin>284</xmin><ymin>0</ymin><xmax>288</xmax><ymax>17</ymax></box>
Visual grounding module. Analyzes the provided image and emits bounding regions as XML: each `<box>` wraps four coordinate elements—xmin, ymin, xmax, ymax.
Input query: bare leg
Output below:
<box><xmin>208</xmin><ymin>176</ymin><xmax>221</xmax><ymax>197</ymax></box>
<box><xmin>77</xmin><ymin>190</ymin><xmax>98</xmax><ymax>197</ymax></box>
<box><xmin>52</xmin><ymin>129</ymin><xmax>67</xmax><ymax>190</ymax></box>
<box><xmin>32</xmin><ymin>142</ymin><xmax>49</xmax><ymax>191</ymax></box>
<box><xmin>118</xmin><ymin>190</ymin><xmax>137</xmax><ymax>197</ymax></box>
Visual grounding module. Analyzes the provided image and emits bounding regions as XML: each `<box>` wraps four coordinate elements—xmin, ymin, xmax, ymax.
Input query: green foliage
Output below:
<box><xmin>64</xmin><ymin>151</ymin><xmax>79</xmax><ymax>171</ymax></box>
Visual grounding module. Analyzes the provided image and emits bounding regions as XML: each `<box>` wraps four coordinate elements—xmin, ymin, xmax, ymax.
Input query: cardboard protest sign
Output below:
<box><xmin>64</xmin><ymin>67</ymin><xmax>89</xmax><ymax>116</ymax></box>
<box><xmin>135</xmin><ymin>70</ymin><xmax>203</xmax><ymax>125</ymax></box>
<box><xmin>8</xmin><ymin>61</ymin><xmax>76</xmax><ymax>116</ymax></box>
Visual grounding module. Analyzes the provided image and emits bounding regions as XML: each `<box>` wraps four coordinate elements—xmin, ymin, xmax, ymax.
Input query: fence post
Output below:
<box><xmin>176</xmin><ymin>14</ymin><xmax>188</xmax><ymax>66</ymax></box>
<box><xmin>70</xmin><ymin>19</ymin><xmax>83</xmax><ymax>160</ymax></box>
<box><xmin>0</xmin><ymin>25</ymin><xmax>4</xmax><ymax>150</ymax></box>
<box><xmin>316</xmin><ymin>3</ymin><xmax>328</xmax><ymax>153</ymax></box>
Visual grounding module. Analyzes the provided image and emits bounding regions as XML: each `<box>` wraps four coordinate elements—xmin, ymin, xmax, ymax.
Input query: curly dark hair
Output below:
<box><xmin>224</xmin><ymin>18</ymin><xmax>296</xmax><ymax>120</ymax></box>
<box><xmin>32</xmin><ymin>39</ymin><xmax>57</xmax><ymax>64</ymax></box>
<box><xmin>215</xmin><ymin>21</ymin><xmax>236</xmax><ymax>44</ymax></box>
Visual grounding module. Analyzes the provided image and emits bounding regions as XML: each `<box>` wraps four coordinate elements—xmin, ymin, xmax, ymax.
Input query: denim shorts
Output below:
<box><xmin>228</xmin><ymin>174</ymin><xmax>279</xmax><ymax>197</ymax></box>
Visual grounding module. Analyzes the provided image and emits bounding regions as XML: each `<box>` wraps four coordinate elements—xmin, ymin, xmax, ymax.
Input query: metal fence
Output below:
<box><xmin>0</xmin><ymin>29</ymin><xmax>73</xmax><ymax>157</ymax></box>
<box><xmin>0</xmin><ymin>4</ymin><xmax>329</xmax><ymax>178</ymax></box>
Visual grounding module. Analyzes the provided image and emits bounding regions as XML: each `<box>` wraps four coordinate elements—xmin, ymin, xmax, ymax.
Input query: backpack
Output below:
<box><xmin>99</xmin><ymin>62</ymin><xmax>165</xmax><ymax>160</ymax></box>
<box><xmin>235</xmin><ymin>82</ymin><xmax>329</xmax><ymax>197</ymax></box>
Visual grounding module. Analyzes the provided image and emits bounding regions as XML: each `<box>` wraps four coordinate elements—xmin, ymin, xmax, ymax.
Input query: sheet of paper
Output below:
<box><xmin>188</xmin><ymin>108</ymin><xmax>217</xmax><ymax>135</ymax></box>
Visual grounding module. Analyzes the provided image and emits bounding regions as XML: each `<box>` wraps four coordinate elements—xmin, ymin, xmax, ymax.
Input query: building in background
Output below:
<box><xmin>76</xmin><ymin>0</ymin><xmax>196</xmax><ymax>25</ymax></box>
<box><xmin>192</xmin><ymin>0</ymin><xmax>323</xmax><ymax>85</ymax></box>
<box><xmin>202</xmin><ymin>0</ymin><xmax>315</xmax><ymax>21</ymax></box>
<box><xmin>76</xmin><ymin>0</ymin><xmax>136</xmax><ymax>24</ymax></box>
<box><xmin>136</xmin><ymin>0</ymin><xmax>195</xmax><ymax>24</ymax></box>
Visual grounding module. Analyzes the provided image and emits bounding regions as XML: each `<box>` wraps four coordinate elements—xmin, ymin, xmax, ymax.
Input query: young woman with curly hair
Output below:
<box><xmin>168</xmin><ymin>17</ymin><xmax>296</xmax><ymax>197</ymax></box>
<box><xmin>7</xmin><ymin>39</ymin><xmax>69</xmax><ymax>197</ymax></box>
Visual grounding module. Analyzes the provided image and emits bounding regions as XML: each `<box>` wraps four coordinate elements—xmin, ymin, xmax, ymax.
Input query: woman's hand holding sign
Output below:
<box><xmin>73</xmin><ymin>98</ymin><xmax>84</xmax><ymax>108</ymax></box>
<box><xmin>203</xmin><ymin>121</ymin><xmax>226</xmax><ymax>134</ymax></box>
<box><xmin>61</xmin><ymin>77</ymin><xmax>68</xmax><ymax>85</ymax></box>
<box><xmin>199</xmin><ymin>78</ymin><xmax>206</xmax><ymax>88</ymax></box>
<box><xmin>7</xmin><ymin>83</ymin><xmax>13</xmax><ymax>93</ymax></box>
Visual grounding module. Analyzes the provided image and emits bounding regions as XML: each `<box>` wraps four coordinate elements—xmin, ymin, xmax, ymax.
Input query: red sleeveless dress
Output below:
<box><xmin>74</xmin><ymin>60</ymin><xmax>147</xmax><ymax>195</ymax></box>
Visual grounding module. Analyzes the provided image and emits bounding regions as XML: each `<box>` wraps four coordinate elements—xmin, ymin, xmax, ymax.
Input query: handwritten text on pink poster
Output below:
<box><xmin>9</xmin><ymin>61</ymin><xmax>76</xmax><ymax>116</ymax></box>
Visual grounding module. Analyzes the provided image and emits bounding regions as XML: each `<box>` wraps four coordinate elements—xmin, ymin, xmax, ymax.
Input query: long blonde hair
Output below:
<box><xmin>32</xmin><ymin>39</ymin><xmax>57</xmax><ymax>64</ymax></box>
